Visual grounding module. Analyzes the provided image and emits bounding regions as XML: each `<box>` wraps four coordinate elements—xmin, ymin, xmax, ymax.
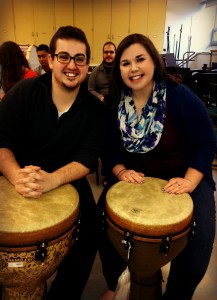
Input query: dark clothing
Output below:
<box><xmin>162</xmin><ymin>179</ymin><xmax>216</xmax><ymax>300</ymax></box>
<box><xmin>97</xmin><ymin>81</ymin><xmax>216</xmax><ymax>299</ymax></box>
<box><xmin>107</xmin><ymin>82</ymin><xmax>216</xmax><ymax>188</ymax></box>
<box><xmin>0</xmin><ymin>72</ymin><xmax>106</xmax><ymax>299</ymax></box>
<box><xmin>122</xmin><ymin>109</ymin><xmax>188</xmax><ymax>180</ymax></box>
<box><xmin>0</xmin><ymin>73</ymin><xmax>104</xmax><ymax>172</ymax></box>
<box><xmin>48</xmin><ymin>178</ymin><xmax>97</xmax><ymax>300</ymax></box>
<box><xmin>88</xmin><ymin>62</ymin><xmax>112</xmax><ymax>100</ymax></box>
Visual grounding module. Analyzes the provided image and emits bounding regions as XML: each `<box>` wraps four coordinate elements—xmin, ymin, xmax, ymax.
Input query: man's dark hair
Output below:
<box><xmin>103</xmin><ymin>41</ymin><xmax>116</xmax><ymax>52</ymax></box>
<box><xmin>49</xmin><ymin>26</ymin><xmax>90</xmax><ymax>64</ymax></box>
<box><xmin>36</xmin><ymin>44</ymin><xmax>50</xmax><ymax>53</ymax></box>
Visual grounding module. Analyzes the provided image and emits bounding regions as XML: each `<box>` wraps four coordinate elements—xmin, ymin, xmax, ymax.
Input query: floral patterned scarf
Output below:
<box><xmin>117</xmin><ymin>81</ymin><xmax>166</xmax><ymax>153</ymax></box>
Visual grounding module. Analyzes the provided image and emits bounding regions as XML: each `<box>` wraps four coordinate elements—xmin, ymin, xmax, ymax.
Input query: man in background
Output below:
<box><xmin>88</xmin><ymin>42</ymin><xmax>116</xmax><ymax>186</ymax></box>
<box><xmin>34</xmin><ymin>44</ymin><xmax>51</xmax><ymax>75</ymax></box>
<box><xmin>88</xmin><ymin>41</ymin><xmax>116</xmax><ymax>103</ymax></box>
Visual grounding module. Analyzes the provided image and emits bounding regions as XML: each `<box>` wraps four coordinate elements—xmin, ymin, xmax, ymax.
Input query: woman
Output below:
<box><xmin>98</xmin><ymin>34</ymin><xmax>216</xmax><ymax>300</ymax></box>
<box><xmin>0</xmin><ymin>41</ymin><xmax>37</xmax><ymax>99</ymax></box>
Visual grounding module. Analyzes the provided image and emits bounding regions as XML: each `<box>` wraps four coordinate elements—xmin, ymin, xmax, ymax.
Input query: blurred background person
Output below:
<box><xmin>88</xmin><ymin>41</ymin><xmax>116</xmax><ymax>104</ymax></box>
<box><xmin>0</xmin><ymin>41</ymin><xmax>37</xmax><ymax>99</ymax></box>
<box><xmin>88</xmin><ymin>41</ymin><xmax>116</xmax><ymax>187</ymax></box>
<box><xmin>34</xmin><ymin>44</ymin><xmax>51</xmax><ymax>75</ymax></box>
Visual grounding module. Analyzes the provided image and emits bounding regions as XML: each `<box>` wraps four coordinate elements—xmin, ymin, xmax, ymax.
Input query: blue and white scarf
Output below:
<box><xmin>117</xmin><ymin>81</ymin><xmax>166</xmax><ymax>153</ymax></box>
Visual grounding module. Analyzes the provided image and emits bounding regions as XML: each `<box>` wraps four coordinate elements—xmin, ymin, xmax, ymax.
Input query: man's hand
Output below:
<box><xmin>15</xmin><ymin>165</ymin><xmax>43</xmax><ymax>198</ymax></box>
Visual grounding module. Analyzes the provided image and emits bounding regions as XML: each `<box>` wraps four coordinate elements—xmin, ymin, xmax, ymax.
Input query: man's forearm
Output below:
<box><xmin>52</xmin><ymin>161</ymin><xmax>90</xmax><ymax>188</ymax></box>
<box><xmin>0</xmin><ymin>148</ymin><xmax>91</xmax><ymax>192</ymax></box>
<box><xmin>0</xmin><ymin>148</ymin><xmax>21</xmax><ymax>184</ymax></box>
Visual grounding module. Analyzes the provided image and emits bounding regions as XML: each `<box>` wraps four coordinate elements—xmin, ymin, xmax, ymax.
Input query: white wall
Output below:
<box><xmin>164</xmin><ymin>0</ymin><xmax>217</xmax><ymax>68</ymax></box>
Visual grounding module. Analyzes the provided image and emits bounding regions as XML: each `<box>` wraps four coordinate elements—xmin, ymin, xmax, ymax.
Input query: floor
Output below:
<box><xmin>81</xmin><ymin>162</ymin><xmax>217</xmax><ymax>300</ymax></box>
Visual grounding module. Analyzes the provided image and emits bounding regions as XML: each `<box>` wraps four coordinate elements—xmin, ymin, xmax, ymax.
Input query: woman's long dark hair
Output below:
<box><xmin>0</xmin><ymin>41</ymin><xmax>30</xmax><ymax>93</ymax></box>
<box><xmin>109</xmin><ymin>33</ymin><xmax>174</xmax><ymax>108</ymax></box>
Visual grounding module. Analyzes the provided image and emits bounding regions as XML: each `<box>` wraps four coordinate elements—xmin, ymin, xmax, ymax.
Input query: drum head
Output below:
<box><xmin>106</xmin><ymin>177</ymin><xmax>193</xmax><ymax>237</ymax></box>
<box><xmin>0</xmin><ymin>176</ymin><xmax>79</xmax><ymax>246</ymax></box>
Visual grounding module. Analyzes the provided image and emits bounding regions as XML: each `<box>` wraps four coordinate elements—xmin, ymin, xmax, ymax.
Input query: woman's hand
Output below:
<box><xmin>118</xmin><ymin>169</ymin><xmax>145</xmax><ymax>184</ymax></box>
<box><xmin>162</xmin><ymin>177</ymin><xmax>196</xmax><ymax>194</ymax></box>
<box><xmin>163</xmin><ymin>168</ymin><xmax>204</xmax><ymax>194</ymax></box>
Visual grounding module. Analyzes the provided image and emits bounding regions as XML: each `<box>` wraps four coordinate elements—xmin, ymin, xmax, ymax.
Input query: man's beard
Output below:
<box><xmin>62</xmin><ymin>80</ymin><xmax>80</xmax><ymax>91</ymax></box>
<box><xmin>103</xmin><ymin>60</ymin><xmax>114</xmax><ymax>67</ymax></box>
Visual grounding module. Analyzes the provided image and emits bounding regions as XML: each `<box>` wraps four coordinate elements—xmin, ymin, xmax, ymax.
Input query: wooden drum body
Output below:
<box><xmin>106</xmin><ymin>177</ymin><xmax>194</xmax><ymax>300</ymax></box>
<box><xmin>0</xmin><ymin>176</ymin><xmax>79</xmax><ymax>300</ymax></box>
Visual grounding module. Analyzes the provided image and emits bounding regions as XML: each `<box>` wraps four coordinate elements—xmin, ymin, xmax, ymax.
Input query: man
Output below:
<box><xmin>88</xmin><ymin>41</ymin><xmax>116</xmax><ymax>103</ymax></box>
<box><xmin>34</xmin><ymin>44</ymin><xmax>51</xmax><ymax>75</ymax></box>
<box><xmin>0</xmin><ymin>26</ymin><xmax>105</xmax><ymax>299</ymax></box>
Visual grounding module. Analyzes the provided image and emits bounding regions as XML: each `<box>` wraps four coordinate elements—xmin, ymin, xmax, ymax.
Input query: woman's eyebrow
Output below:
<box><xmin>120</xmin><ymin>54</ymin><xmax>145</xmax><ymax>63</ymax></box>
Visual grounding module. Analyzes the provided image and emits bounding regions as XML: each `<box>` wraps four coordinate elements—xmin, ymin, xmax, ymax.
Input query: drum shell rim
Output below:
<box><xmin>0</xmin><ymin>207</ymin><xmax>79</xmax><ymax>247</ymax></box>
<box><xmin>106</xmin><ymin>214</ymin><xmax>193</xmax><ymax>242</ymax></box>
<box><xmin>0</xmin><ymin>221</ymin><xmax>77</xmax><ymax>251</ymax></box>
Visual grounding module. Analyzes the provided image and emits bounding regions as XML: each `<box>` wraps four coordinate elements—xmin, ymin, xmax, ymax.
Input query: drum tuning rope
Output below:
<box><xmin>35</xmin><ymin>241</ymin><xmax>48</xmax><ymax>263</ymax></box>
<box><xmin>122</xmin><ymin>231</ymin><xmax>133</xmax><ymax>262</ymax></box>
<box><xmin>189</xmin><ymin>219</ymin><xmax>197</xmax><ymax>240</ymax></box>
<box><xmin>160</xmin><ymin>236</ymin><xmax>172</xmax><ymax>256</ymax></box>
<box><xmin>73</xmin><ymin>218</ymin><xmax>81</xmax><ymax>241</ymax></box>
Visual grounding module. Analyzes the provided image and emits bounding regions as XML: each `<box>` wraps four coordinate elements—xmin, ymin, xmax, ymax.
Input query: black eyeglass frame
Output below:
<box><xmin>52</xmin><ymin>52</ymin><xmax>88</xmax><ymax>66</ymax></box>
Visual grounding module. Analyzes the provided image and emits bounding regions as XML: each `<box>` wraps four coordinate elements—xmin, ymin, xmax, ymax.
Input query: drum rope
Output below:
<box><xmin>122</xmin><ymin>231</ymin><xmax>133</xmax><ymax>263</ymax></box>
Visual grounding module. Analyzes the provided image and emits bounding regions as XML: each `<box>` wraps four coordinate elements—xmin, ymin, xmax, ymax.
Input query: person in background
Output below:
<box><xmin>88</xmin><ymin>41</ymin><xmax>116</xmax><ymax>104</ymax></box>
<box><xmin>34</xmin><ymin>44</ymin><xmax>51</xmax><ymax>75</ymax></box>
<box><xmin>0</xmin><ymin>41</ymin><xmax>37</xmax><ymax>100</ymax></box>
<box><xmin>0</xmin><ymin>26</ymin><xmax>105</xmax><ymax>300</ymax></box>
<box><xmin>97</xmin><ymin>33</ymin><xmax>216</xmax><ymax>300</ymax></box>
<box><xmin>88</xmin><ymin>41</ymin><xmax>116</xmax><ymax>186</ymax></box>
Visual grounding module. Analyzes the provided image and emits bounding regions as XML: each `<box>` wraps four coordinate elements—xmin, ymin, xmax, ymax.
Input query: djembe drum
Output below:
<box><xmin>106</xmin><ymin>177</ymin><xmax>194</xmax><ymax>300</ymax></box>
<box><xmin>0</xmin><ymin>176</ymin><xmax>79</xmax><ymax>300</ymax></box>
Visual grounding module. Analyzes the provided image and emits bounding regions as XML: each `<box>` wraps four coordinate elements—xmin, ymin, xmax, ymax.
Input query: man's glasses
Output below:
<box><xmin>53</xmin><ymin>52</ymin><xmax>87</xmax><ymax>66</ymax></box>
<box><xmin>104</xmin><ymin>51</ymin><xmax>115</xmax><ymax>55</ymax></box>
